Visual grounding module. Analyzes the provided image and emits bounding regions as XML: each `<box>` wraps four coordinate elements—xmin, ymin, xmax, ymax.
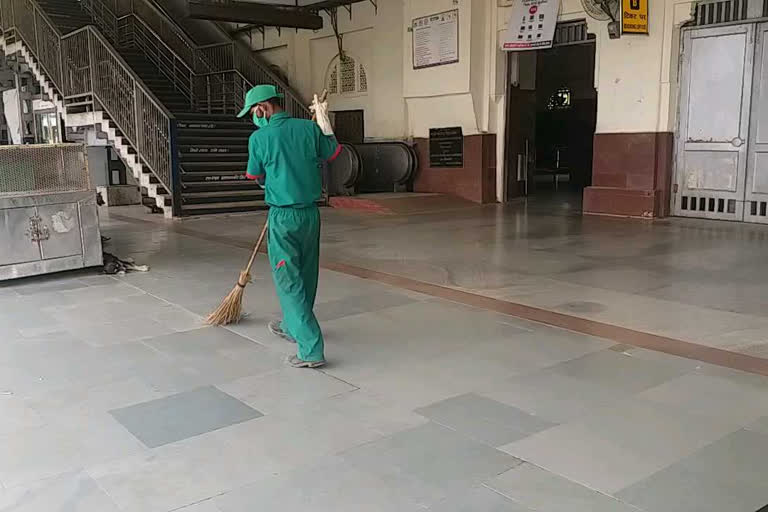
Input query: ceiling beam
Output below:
<box><xmin>230</xmin><ymin>23</ymin><xmax>262</xmax><ymax>36</ymax></box>
<box><xmin>186</xmin><ymin>1</ymin><xmax>323</xmax><ymax>30</ymax></box>
<box><xmin>303</xmin><ymin>0</ymin><xmax>368</xmax><ymax>10</ymax></box>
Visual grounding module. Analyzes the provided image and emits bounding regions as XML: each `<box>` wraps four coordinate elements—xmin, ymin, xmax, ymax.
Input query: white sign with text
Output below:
<box><xmin>502</xmin><ymin>0</ymin><xmax>561</xmax><ymax>51</ymax></box>
<box><xmin>412</xmin><ymin>9</ymin><xmax>460</xmax><ymax>69</ymax></box>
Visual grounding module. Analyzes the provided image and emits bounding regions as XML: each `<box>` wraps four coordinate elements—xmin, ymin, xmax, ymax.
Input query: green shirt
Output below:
<box><xmin>246</xmin><ymin>111</ymin><xmax>340</xmax><ymax>207</ymax></box>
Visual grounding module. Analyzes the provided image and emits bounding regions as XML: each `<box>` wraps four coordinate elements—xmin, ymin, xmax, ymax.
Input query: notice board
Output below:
<box><xmin>501</xmin><ymin>0</ymin><xmax>561</xmax><ymax>51</ymax></box>
<box><xmin>429</xmin><ymin>127</ymin><xmax>463</xmax><ymax>168</ymax></box>
<box><xmin>412</xmin><ymin>9</ymin><xmax>459</xmax><ymax>69</ymax></box>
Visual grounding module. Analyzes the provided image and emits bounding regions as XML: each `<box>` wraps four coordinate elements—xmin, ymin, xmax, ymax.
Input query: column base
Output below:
<box><xmin>584</xmin><ymin>132</ymin><xmax>673</xmax><ymax>218</ymax></box>
<box><xmin>583</xmin><ymin>187</ymin><xmax>667</xmax><ymax>218</ymax></box>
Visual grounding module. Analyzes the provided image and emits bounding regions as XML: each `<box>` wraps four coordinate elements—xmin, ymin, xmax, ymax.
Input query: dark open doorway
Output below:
<box><xmin>504</xmin><ymin>23</ymin><xmax>597</xmax><ymax>207</ymax></box>
<box><xmin>331</xmin><ymin>109</ymin><xmax>365</xmax><ymax>144</ymax></box>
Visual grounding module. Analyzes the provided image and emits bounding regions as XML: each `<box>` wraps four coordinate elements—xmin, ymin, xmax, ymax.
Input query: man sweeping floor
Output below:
<box><xmin>238</xmin><ymin>84</ymin><xmax>340</xmax><ymax>368</ymax></box>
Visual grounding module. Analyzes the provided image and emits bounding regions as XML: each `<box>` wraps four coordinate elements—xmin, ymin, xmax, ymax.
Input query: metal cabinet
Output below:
<box><xmin>0</xmin><ymin>144</ymin><xmax>102</xmax><ymax>281</ymax></box>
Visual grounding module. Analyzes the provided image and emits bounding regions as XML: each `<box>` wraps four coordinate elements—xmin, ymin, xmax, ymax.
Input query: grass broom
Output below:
<box><xmin>205</xmin><ymin>89</ymin><xmax>329</xmax><ymax>326</ymax></box>
<box><xmin>205</xmin><ymin>220</ymin><xmax>268</xmax><ymax>326</ymax></box>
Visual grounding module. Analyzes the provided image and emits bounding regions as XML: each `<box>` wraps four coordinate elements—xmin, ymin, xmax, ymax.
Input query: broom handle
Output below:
<box><xmin>243</xmin><ymin>220</ymin><xmax>269</xmax><ymax>276</ymax></box>
<box><xmin>240</xmin><ymin>90</ymin><xmax>327</xmax><ymax>278</ymax></box>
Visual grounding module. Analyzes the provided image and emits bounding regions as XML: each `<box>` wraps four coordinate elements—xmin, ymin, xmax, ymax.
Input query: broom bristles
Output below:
<box><xmin>205</xmin><ymin>271</ymin><xmax>250</xmax><ymax>326</ymax></box>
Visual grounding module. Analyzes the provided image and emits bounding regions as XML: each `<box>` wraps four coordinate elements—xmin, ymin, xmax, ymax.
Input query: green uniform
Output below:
<box><xmin>246</xmin><ymin>111</ymin><xmax>339</xmax><ymax>362</ymax></box>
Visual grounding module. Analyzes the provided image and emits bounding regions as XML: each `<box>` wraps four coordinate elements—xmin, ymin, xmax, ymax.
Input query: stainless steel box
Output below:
<box><xmin>0</xmin><ymin>144</ymin><xmax>102</xmax><ymax>281</ymax></box>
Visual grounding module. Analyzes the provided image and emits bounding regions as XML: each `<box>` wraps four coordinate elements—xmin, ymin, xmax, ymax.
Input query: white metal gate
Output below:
<box><xmin>675</xmin><ymin>24</ymin><xmax>754</xmax><ymax>221</ymax></box>
<box><xmin>676</xmin><ymin>21</ymin><xmax>768</xmax><ymax>223</ymax></box>
<box><xmin>745</xmin><ymin>23</ymin><xmax>768</xmax><ymax>222</ymax></box>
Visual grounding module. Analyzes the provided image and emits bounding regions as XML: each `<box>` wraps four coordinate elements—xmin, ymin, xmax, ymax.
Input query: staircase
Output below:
<box><xmin>175</xmin><ymin>114</ymin><xmax>265</xmax><ymax>216</ymax></box>
<box><xmin>0</xmin><ymin>0</ymin><xmax>311</xmax><ymax>217</ymax></box>
<box><xmin>34</xmin><ymin>0</ymin><xmax>91</xmax><ymax>33</ymax></box>
<box><xmin>117</xmin><ymin>47</ymin><xmax>264</xmax><ymax>215</ymax></box>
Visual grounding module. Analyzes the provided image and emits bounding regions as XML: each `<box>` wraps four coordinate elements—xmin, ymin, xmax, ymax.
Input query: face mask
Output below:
<box><xmin>252</xmin><ymin>111</ymin><xmax>269</xmax><ymax>128</ymax></box>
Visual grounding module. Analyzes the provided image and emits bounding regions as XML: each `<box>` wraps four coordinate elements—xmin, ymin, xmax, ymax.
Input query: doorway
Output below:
<box><xmin>331</xmin><ymin>109</ymin><xmax>365</xmax><ymax>144</ymax></box>
<box><xmin>504</xmin><ymin>21</ymin><xmax>597</xmax><ymax>208</ymax></box>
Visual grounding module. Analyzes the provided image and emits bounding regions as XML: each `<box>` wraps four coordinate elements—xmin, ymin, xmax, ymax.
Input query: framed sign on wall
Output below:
<box><xmin>429</xmin><ymin>127</ymin><xmax>464</xmax><ymax>168</ymax></box>
<box><xmin>501</xmin><ymin>0</ymin><xmax>561</xmax><ymax>51</ymax></box>
<box><xmin>412</xmin><ymin>9</ymin><xmax>459</xmax><ymax>69</ymax></box>
<box><xmin>622</xmin><ymin>0</ymin><xmax>648</xmax><ymax>34</ymax></box>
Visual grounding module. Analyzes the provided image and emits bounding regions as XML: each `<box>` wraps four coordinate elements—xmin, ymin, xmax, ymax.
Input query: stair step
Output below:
<box><xmin>181</xmin><ymin>180</ymin><xmax>262</xmax><ymax>191</ymax></box>
<box><xmin>180</xmin><ymin>200</ymin><xmax>268</xmax><ymax>215</ymax></box>
<box><xmin>180</xmin><ymin>152</ymin><xmax>247</xmax><ymax>162</ymax></box>
<box><xmin>146</xmin><ymin>86</ymin><xmax>189</xmax><ymax>94</ymax></box>
<box><xmin>174</xmin><ymin>112</ymin><xmax>246</xmax><ymax>121</ymax></box>
<box><xmin>177</xmin><ymin>120</ymin><xmax>251</xmax><ymax>130</ymax></box>
<box><xmin>141</xmin><ymin>195</ymin><xmax>164</xmax><ymax>213</ymax></box>
<box><xmin>177</xmin><ymin>129</ymin><xmax>253</xmax><ymax>139</ymax></box>
<box><xmin>178</xmin><ymin>144</ymin><xmax>248</xmax><ymax>153</ymax></box>
<box><xmin>178</xmin><ymin>136</ymin><xmax>252</xmax><ymax>145</ymax></box>
<box><xmin>181</xmin><ymin>190</ymin><xmax>265</xmax><ymax>205</ymax></box>
<box><xmin>182</xmin><ymin>189</ymin><xmax>263</xmax><ymax>197</ymax></box>
<box><xmin>181</xmin><ymin>161</ymin><xmax>245</xmax><ymax>172</ymax></box>
<box><xmin>180</xmin><ymin>171</ymin><xmax>250</xmax><ymax>182</ymax></box>
<box><xmin>40</xmin><ymin>8</ymin><xmax>89</xmax><ymax>17</ymax></box>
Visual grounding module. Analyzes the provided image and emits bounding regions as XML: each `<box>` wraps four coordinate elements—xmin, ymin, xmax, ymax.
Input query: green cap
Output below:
<box><xmin>236</xmin><ymin>84</ymin><xmax>284</xmax><ymax>118</ymax></box>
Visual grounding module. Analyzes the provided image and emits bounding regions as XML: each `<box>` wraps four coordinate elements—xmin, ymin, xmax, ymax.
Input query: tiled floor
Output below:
<box><xmin>1</xmin><ymin>199</ymin><xmax>767</xmax><ymax>511</ymax></box>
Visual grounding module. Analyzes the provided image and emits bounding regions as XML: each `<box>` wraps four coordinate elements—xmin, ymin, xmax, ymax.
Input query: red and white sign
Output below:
<box><xmin>501</xmin><ymin>0</ymin><xmax>561</xmax><ymax>51</ymax></box>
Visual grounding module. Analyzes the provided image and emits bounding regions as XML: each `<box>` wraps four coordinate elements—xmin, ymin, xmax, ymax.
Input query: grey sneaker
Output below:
<box><xmin>287</xmin><ymin>355</ymin><xmax>326</xmax><ymax>369</ymax></box>
<box><xmin>268</xmin><ymin>320</ymin><xmax>295</xmax><ymax>343</ymax></box>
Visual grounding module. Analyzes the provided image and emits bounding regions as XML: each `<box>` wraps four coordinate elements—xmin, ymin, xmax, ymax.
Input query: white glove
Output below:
<box><xmin>309</xmin><ymin>94</ymin><xmax>334</xmax><ymax>136</ymax></box>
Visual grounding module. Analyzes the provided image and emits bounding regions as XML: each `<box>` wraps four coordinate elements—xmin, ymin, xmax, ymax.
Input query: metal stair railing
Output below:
<box><xmin>88</xmin><ymin>0</ymin><xmax>311</xmax><ymax>118</ymax></box>
<box><xmin>196</xmin><ymin>42</ymin><xmax>310</xmax><ymax>118</ymax></box>
<box><xmin>0</xmin><ymin>0</ymin><xmax>176</xmax><ymax>205</ymax></box>
<box><xmin>80</xmin><ymin>0</ymin><xmax>196</xmax><ymax>109</ymax></box>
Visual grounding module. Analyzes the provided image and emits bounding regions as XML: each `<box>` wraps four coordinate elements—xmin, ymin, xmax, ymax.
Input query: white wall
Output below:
<box><xmin>499</xmin><ymin>0</ymin><xmax>694</xmax><ymax>135</ymax></box>
<box><xmin>241</xmin><ymin>0</ymin><xmax>499</xmax><ymax>140</ymax></box>
<box><xmin>244</xmin><ymin>1</ymin><xmax>406</xmax><ymax>140</ymax></box>
<box><xmin>404</xmin><ymin>0</ymin><xmax>500</xmax><ymax>138</ymax></box>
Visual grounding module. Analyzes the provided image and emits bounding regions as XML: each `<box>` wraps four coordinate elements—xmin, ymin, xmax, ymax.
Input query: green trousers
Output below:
<box><xmin>268</xmin><ymin>206</ymin><xmax>324</xmax><ymax>362</ymax></box>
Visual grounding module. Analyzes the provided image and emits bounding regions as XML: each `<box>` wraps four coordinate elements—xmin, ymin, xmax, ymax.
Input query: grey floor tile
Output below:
<box><xmin>415</xmin><ymin>393</ymin><xmax>556</xmax><ymax>447</ymax></box>
<box><xmin>141</xmin><ymin>327</ymin><xmax>283</xmax><ymax>383</ymax></box>
<box><xmin>217</xmin><ymin>368</ymin><xmax>355</xmax><ymax>415</ymax></box>
<box><xmin>215</xmin><ymin>455</ymin><xmax>443</xmax><ymax>512</ymax></box>
<box><xmin>57</xmin><ymin>282</ymin><xmax>145</xmax><ymax>303</ymax></box>
<box><xmin>14</xmin><ymin>279</ymin><xmax>91</xmax><ymax>295</ymax></box>
<box><xmin>65</xmin><ymin>318</ymin><xmax>175</xmax><ymax>347</ymax></box>
<box><xmin>500</xmin><ymin>398</ymin><xmax>742</xmax><ymax>494</ymax></box>
<box><xmin>1</xmin><ymin>305</ymin><xmax>60</xmax><ymax>330</ymax></box>
<box><xmin>540</xmin><ymin>348</ymin><xmax>693</xmax><ymax>394</ymax></box>
<box><xmin>341</xmin><ymin>422</ymin><xmax>522</xmax><ymax>492</ymax></box>
<box><xmin>0</xmin><ymin>414</ymin><xmax>145</xmax><ymax>488</ymax></box>
<box><xmin>488</xmin><ymin>463</ymin><xmax>642</xmax><ymax>512</ymax></box>
<box><xmin>0</xmin><ymin>394</ymin><xmax>44</xmax><ymax>436</ymax></box>
<box><xmin>110</xmin><ymin>386</ymin><xmax>263</xmax><ymax>448</ymax></box>
<box><xmin>481</xmin><ymin>370</ymin><xmax>629</xmax><ymax>424</ymax></box>
<box><xmin>616</xmin><ymin>429</ymin><xmax>768</xmax><ymax>512</ymax></box>
<box><xmin>0</xmin><ymin>471</ymin><xmax>120</xmax><ymax>512</ymax></box>
<box><xmin>90</xmin><ymin>403</ymin><xmax>387</xmax><ymax>512</ymax></box>
<box><xmin>313</xmin><ymin>290</ymin><xmax>418</xmax><ymax>322</ymax></box>
<box><xmin>746</xmin><ymin>416</ymin><xmax>768</xmax><ymax>435</ymax></box>
<box><xmin>87</xmin><ymin>444</ymin><xmax>229</xmax><ymax>512</ymax></box>
<box><xmin>174</xmin><ymin>501</ymin><xmax>222</xmax><ymax>512</ymax></box>
<box><xmin>25</xmin><ymin>377</ymin><xmax>168</xmax><ymax>424</ymax></box>
<box><xmin>152</xmin><ymin>306</ymin><xmax>203</xmax><ymax>332</ymax></box>
<box><xmin>637</xmin><ymin>371</ymin><xmax>768</xmax><ymax>426</ymax></box>
<box><xmin>426</xmin><ymin>486</ymin><xmax>533</xmax><ymax>511</ymax></box>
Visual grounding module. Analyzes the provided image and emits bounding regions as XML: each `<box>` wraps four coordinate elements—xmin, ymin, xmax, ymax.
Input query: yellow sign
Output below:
<box><xmin>622</xmin><ymin>0</ymin><xmax>648</xmax><ymax>34</ymax></box>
